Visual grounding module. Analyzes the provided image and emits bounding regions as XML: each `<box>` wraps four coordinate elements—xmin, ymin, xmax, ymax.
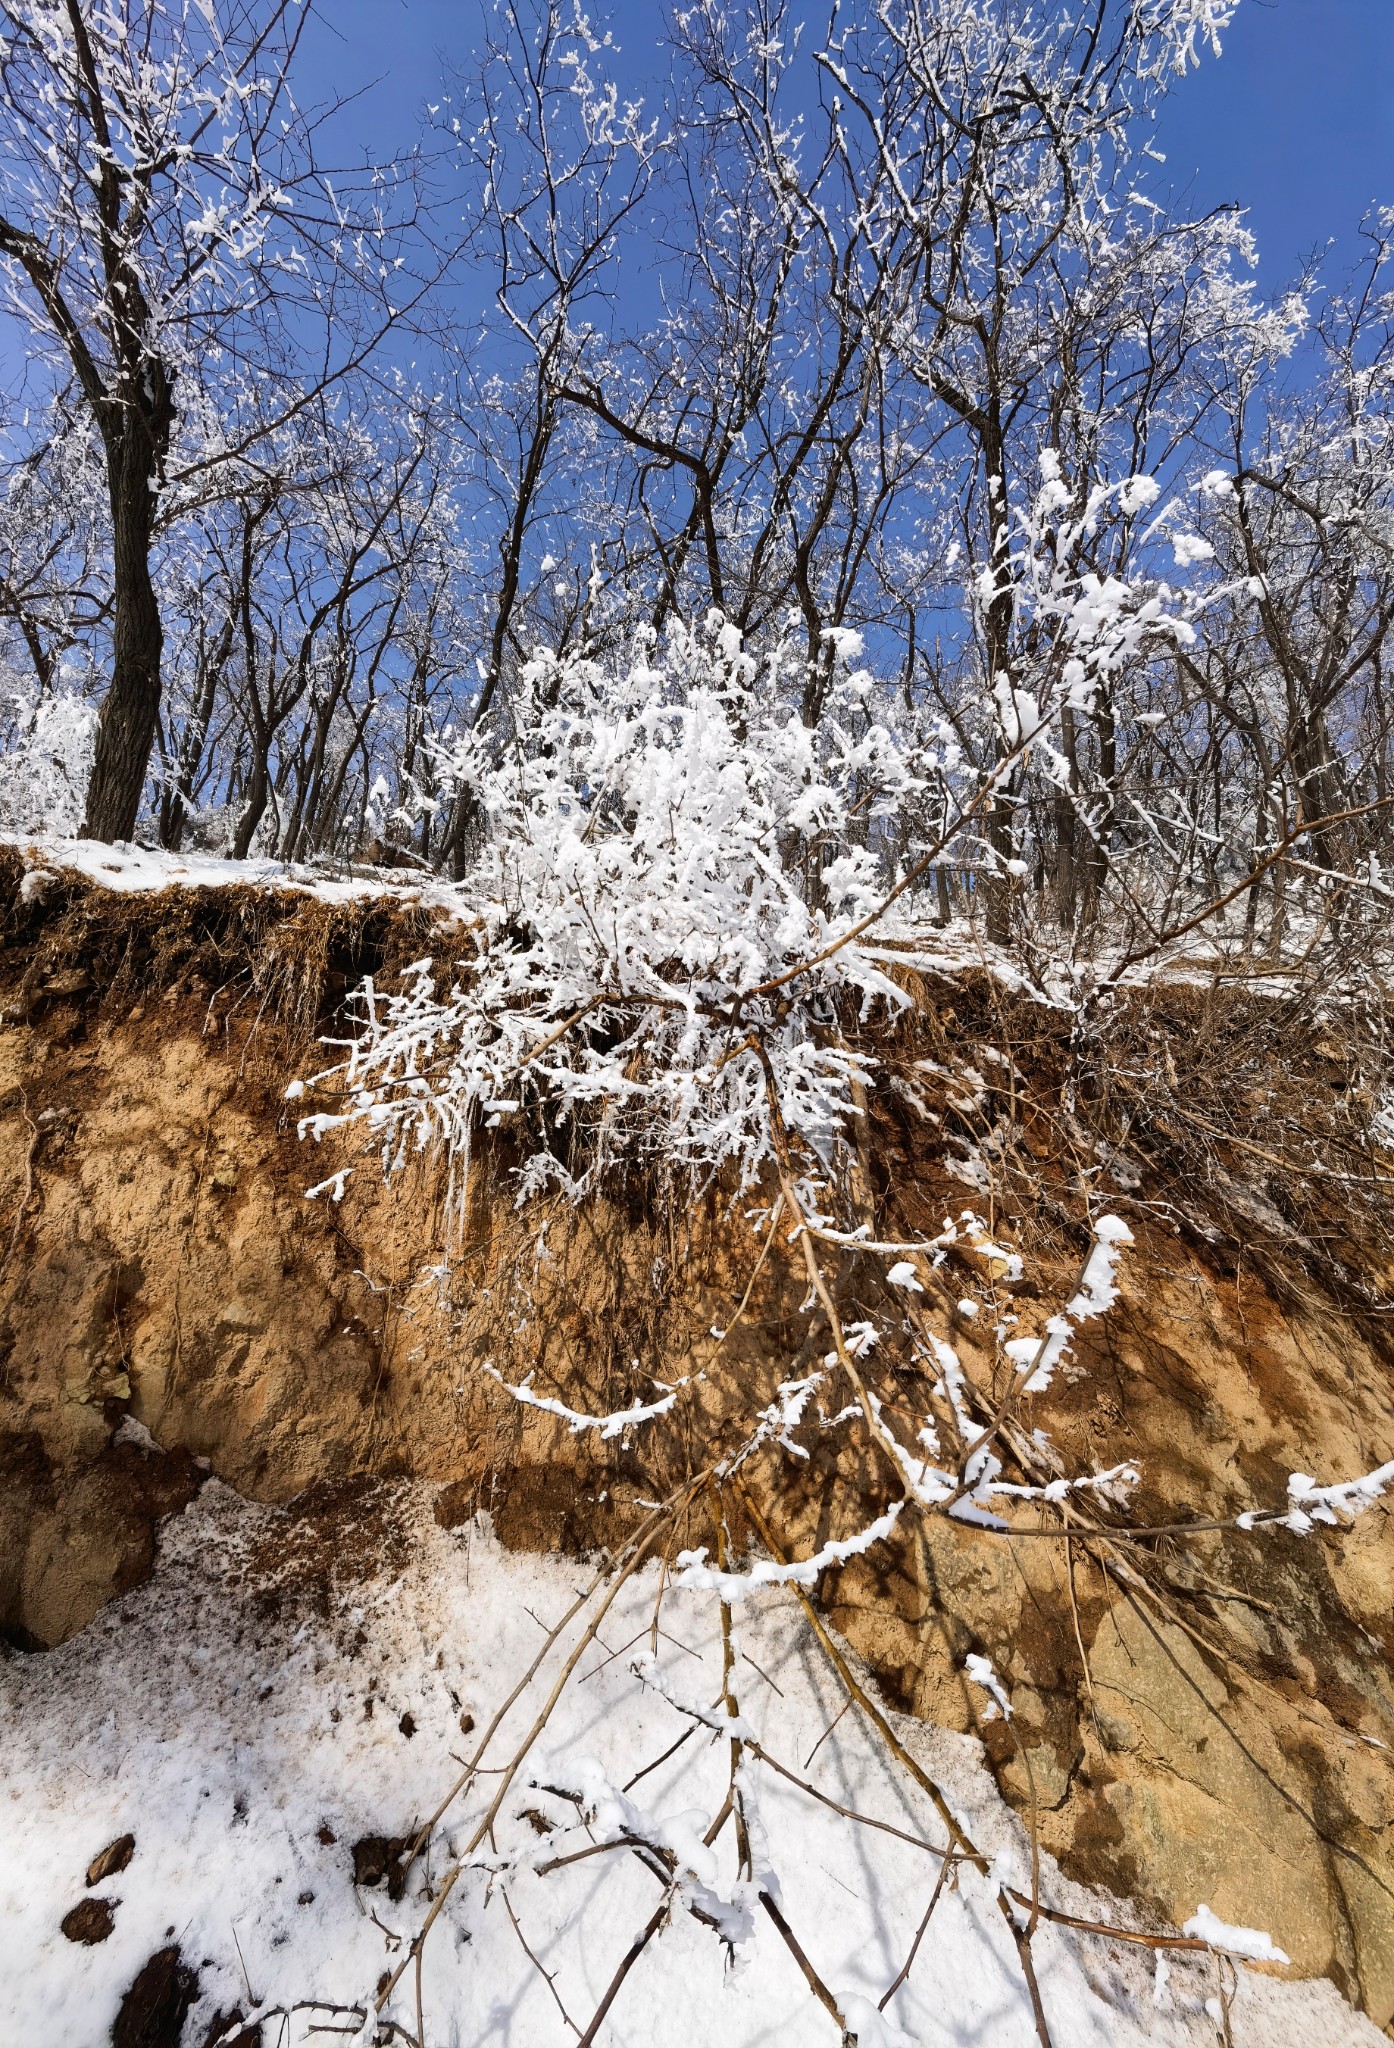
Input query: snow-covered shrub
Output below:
<box><xmin>302</xmin><ymin>463</ymin><xmax>1201</xmax><ymax>1205</ymax></box>
<box><xmin>301</xmin><ymin>616</ymin><xmax>942</xmax><ymax>1196</ymax></box>
<box><xmin>0</xmin><ymin>680</ymin><xmax>97</xmax><ymax>836</ymax></box>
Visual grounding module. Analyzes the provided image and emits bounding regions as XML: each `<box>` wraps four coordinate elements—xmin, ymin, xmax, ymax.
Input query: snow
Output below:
<box><xmin>485</xmin><ymin>1366</ymin><xmax>691</xmax><ymax>1440</ymax></box>
<box><xmin>19</xmin><ymin>862</ymin><xmax>60</xmax><ymax>903</ymax></box>
<box><xmin>1004</xmin><ymin>1216</ymin><xmax>1134</xmax><ymax>1393</ymax></box>
<box><xmin>964</xmin><ymin>1654</ymin><xmax>1013</xmax><ymax>1722</ymax></box>
<box><xmin>3</xmin><ymin>836</ymin><xmax>1313</xmax><ymax>1020</ymax></box>
<box><xmin>2</xmin><ymin>832</ymin><xmax>465</xmax><ymax>909</ymax></box>
<box><xmin>1182</xmin><ymin>1907</ymin><xmax>1291</xmax><ymax>1967</ymax></box>
<box><xmin>110</xmin><ymin>1413</ymin><xmax>159</xmax><ymax>1454</ymax></box>
<box><xmin>1066</xmin><ymin>1216</ymin><xmax>1135</xmax><ymax>1320</ymax></box>
<box><xmin>885</xmin><ymin>1261</ymin><xmax>924</xmax><ymax>1292</ymax></box>
<box><xmin>0</xmin><ymin>1481</ymin><xmax>1379</xmax><ymax>2048</ymax></box>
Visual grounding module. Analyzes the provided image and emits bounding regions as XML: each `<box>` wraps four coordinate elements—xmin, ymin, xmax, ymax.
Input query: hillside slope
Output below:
<box><xmin>2</xmin><ymin>843</ymin><xmax>1393</xmax><ymax>2033</ymax></box>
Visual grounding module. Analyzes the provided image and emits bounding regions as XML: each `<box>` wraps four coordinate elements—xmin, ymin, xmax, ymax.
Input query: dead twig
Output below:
<box><xmin>879</xmin><ymin>1843</ymin><xmax>954</xmax><ymax>2011</ymax></box>
<box><xmin>759</xmin><ymin>1890</ymin><xmax>847</xmax><ymax>2034</ymax></box>
<box><xmin>376</xmin><ymin>1476</ymin><xmax>707</xmax><ymax>2019</ymax></box>
<box><xmin>736</xmin><ymin>1482</ymin><xmax>1056</xmax><ymax>2048</ymax></box>
<box><xmin>502</xmin><ymin>1884</ymin><xmax>581</xmax><ymax>2036</ymax></box>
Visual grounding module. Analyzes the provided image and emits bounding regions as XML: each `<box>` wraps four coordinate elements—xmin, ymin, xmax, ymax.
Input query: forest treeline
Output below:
<box><xmin>0</xmin><ymin>0</ymin><xmax>1390</xmax><ymax>964</ymax></box>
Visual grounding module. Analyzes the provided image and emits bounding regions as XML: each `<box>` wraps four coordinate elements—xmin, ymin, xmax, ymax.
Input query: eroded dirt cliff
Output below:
<box><xmin>2</xmin><ymin>848</ymin><xmax>1393</xmax><ymax>2027</ymax></box>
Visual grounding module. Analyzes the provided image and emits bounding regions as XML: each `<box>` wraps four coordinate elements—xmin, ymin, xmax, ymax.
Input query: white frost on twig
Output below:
<box><xmin>674</xmin><ymin>1504</ymin><xmax>906</xmax><ymax>1600</ymax></box>
<box><xmin>1004</xmin><ymin>1214</ymin><xmax>1134</xmax><ymax>1391</ymax></box>
<box><xmin>532</xmin><ymin>1751</ymin><xmax>759</xmax><ymax>1948</ymax></box>
<box><xmin>718</xmin><ymin>1372</ymin><xmax>825</xmax><ymax>1476</ymax></box>
<box><xmin>1234</xmin><ymin>1457</ymin><xmax>1394</xmax><ymax>1533</ymax></box>
<box><xmin>1182</xmin><ymin>1903</ymin><xmax>1291</xmax><ymax>1965</ymax></box>
<box><xmin>965</xmin><ymin>1653</ymin><xmax>1013</xmax><ymax>1722</ymax></box>
<box><xmin>484</xmin><ymin>1366</ymin><xmax>690</xmax><ymax>1440</ymax></box>
<box><xmin>629</xmin><ymin>1650</ymin><xmax>758</xmax><ymax>1742</ymax></box>
<box><xmin>1279</xmin><ymin>1460</ymin><xmax>1394</xmax><ymax>1533</ymax></box>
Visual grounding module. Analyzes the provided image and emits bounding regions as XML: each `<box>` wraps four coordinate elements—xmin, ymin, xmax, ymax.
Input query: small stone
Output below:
<box><xmin>399</xmin><ymin>1712</ymin><xmax>416</xmax><ymax>1738</ymax></box>
<box><xmin>1096</xmin><ymin>1708</ymin><xmax>1142</xmax><ymax>1754</ymax></box>
<box><xmin>87</xmin><ymin>1833</ymin><xmax>135</xmax><ymax>1885</ymax></box>
<box><xmin>62</xmin><ymin>1897</ymin><xmax>116</xmax><ymax>1945</ymax></box>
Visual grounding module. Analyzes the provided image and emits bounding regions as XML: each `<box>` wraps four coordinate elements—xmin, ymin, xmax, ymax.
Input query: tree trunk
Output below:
<box><xmin>984</xmin><ymin>785</ymin><xmax>1015</xmax><ymax>946</ymax></box>
<box><xmin>1053</xmin><ymin>704</ymin><xmax>1080</xmax><ymax>929</ymax></box>
<box><xmin>160</xmin><ymin>621</ymin><xmax>230</xmax><ymax>851</ymax></box>
<box><xmin>232</xmin><ymin>751</ymin><xmax>270</xmax><ymax>862</ymax></box>
<box><xmin>978</xmin><ymin>421</ymin><xmax>1014</xmax><ymax>949</ymax></box>
<box><xmin>1079</xmin><ymin>694</ymin><xmax>1117</xmax><ymax>928</ymax></box>
<box><xmin>83</xmin><ymin>378</ymin><xmax>174</xmax><ymax>841</ymax></box>
<box><xmin>1292</xmin><ymin>712</ymin><xmax>1344</xmax><ymax>868</ymax></box>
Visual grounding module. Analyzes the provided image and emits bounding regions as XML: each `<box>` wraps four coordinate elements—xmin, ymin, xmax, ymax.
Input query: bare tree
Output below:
<box><xmin>0</xmin><ymin>0</ymin><xmax>425</xmax><ymax>840</ymax></box>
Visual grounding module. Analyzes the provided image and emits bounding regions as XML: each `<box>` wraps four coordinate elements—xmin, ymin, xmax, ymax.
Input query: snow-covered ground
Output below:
<box><xmin>4</xmin><ymin>832</ymin><xmax>465</xmax><ymax>908</ymax></box>
<box><xmin>0</xmin><ymin>1481</ymin><xmax>1378</xmax><ymax>2048</ymax></box>
<box><xmin>5</xmin><ymin>832</ymin><xmax>1364</xmax><ymax>1006</ymax></box>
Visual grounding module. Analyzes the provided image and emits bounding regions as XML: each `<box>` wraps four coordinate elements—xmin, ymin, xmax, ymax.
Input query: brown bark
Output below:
<box><xmin>83</xmin><ymin>401</ymin><xmax>170</xmax><ymax>841</ymax></box>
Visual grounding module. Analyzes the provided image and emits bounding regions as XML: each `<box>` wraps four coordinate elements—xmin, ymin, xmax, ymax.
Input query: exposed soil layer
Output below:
<box><xmin>2</xmin><ymin>846</ymin><xmax>1393</xmax><ymax>2024</ymax></box>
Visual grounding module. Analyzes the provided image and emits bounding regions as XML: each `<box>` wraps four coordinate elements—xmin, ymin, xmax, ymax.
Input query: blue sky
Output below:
<box><xmin>307</xmin><ymin>0</ymin><xmax>1393</xmax><ymax>295</ymax></box>
<box><xmin>1150</xmin><ymin>0</ymin><xmax>1394</xmax><ymax>287</ymax></box>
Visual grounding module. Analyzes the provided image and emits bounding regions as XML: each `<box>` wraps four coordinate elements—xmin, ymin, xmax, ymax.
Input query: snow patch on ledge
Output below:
<box><xmin>2</xmin><ymin>832</ymin><xmax>470</xmax><ymax>910</ymax></box>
